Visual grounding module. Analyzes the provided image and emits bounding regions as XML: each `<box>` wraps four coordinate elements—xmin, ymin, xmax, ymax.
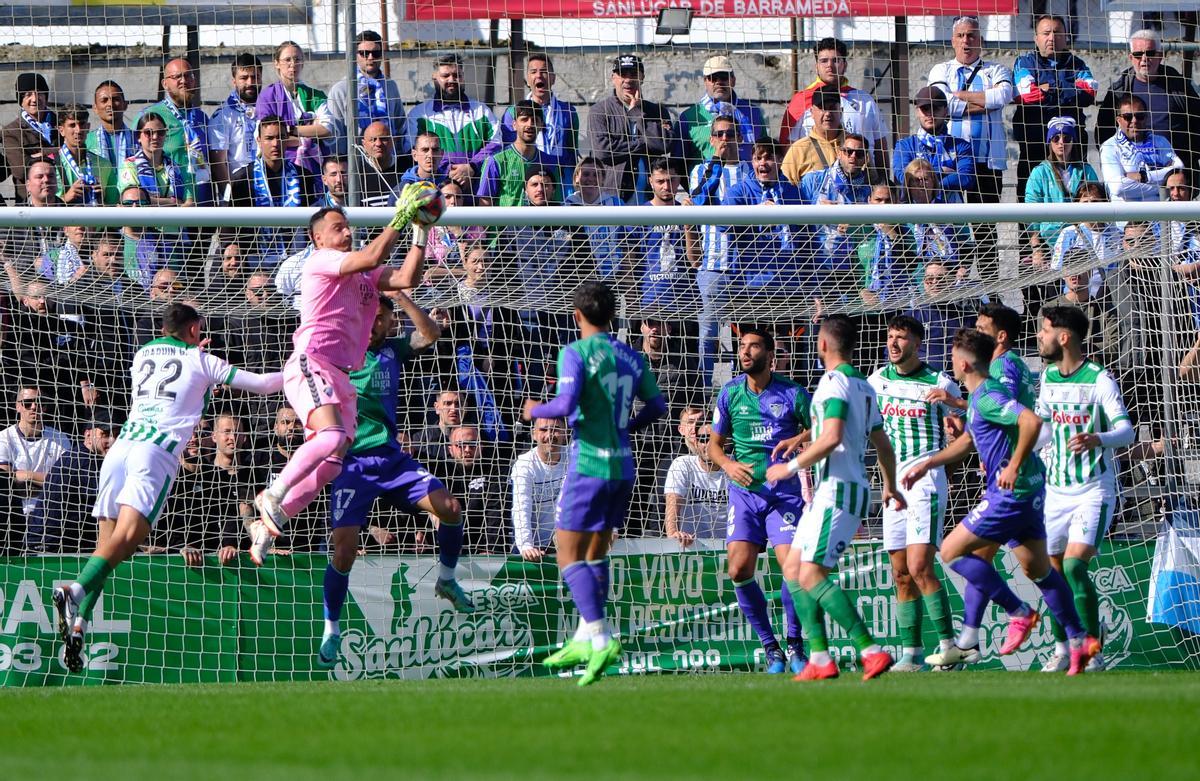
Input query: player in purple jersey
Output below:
<box><xmin>903</xmin><ymin>329</ymin><xmax>1101</xmax><ymax>675</ymax></box>
<box><xmin>926</xmin><ymin>303</ymin><xmax>1038</xmax><ymax>657</ymax></box>
<box><xmin>709</xmin><ymin>327</ymin><xmax>811</xmax><ymax>674</ymax></box>
<box><xmin>522</xmin><ymin>281</ymin><xmax>667</xmax><ymax>686</ymax></box>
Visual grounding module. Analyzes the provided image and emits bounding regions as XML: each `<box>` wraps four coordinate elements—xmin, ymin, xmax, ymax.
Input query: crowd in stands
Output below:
<box><xmin>2</xmin><ymin>16</ymin><xmax>1198</xmax><ymax>560</ymax></box>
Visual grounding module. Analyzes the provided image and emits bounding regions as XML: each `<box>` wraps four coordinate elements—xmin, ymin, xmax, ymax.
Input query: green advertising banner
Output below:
<box><xmin>0</xmin><ymin>540</ymin><xmax>1188</xmax><ymax>686</ymax></box>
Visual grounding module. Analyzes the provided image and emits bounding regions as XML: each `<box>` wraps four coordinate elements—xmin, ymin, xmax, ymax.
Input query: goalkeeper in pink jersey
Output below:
<box><xmin>249</xmin><ymin>184</ymin><xmax>436</xmax><ymax>564</ymax></box>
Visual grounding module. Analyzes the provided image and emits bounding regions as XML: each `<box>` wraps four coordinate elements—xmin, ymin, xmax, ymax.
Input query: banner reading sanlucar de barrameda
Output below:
<box><xmin>0</xmin><ymin>540</ymin><xmax>1185</xmax><ymax>686</ymax></box>
<box><xmin>404</xmin><ymin>0</ymin><xmax>1017</xmax><ymax>21</ymax></box>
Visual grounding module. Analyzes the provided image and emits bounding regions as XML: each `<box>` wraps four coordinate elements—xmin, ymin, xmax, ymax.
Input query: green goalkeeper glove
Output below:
<box><xmin>389</xmin><ymin>183</ymin><xmax>426</xmax><ymax>231</ymax></box>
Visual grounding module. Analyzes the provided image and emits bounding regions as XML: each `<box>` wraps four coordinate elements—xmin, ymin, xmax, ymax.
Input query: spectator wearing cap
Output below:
<box><xmin>54</xmin><ymin>105</ymin><xmax>105</xmax><ymax>206</ymax></box>
<box><xmin>1097</xmin><ymin>28</ymin><xmax>1200</xmax><ymax>173</ymax></box>
<box><xmin>492</xmin><ymin>53</ymin><xmax>579</xmax><ymax>195</ymax></box>
<box><xmin>2</xmin><ymin>72</ymin><xmax>57</xmax><ymax>201</ymax></box>
<box><xmin>210</xmin><ymin>52</ymin><xmax>263</xmax><ymax>193</ymax></box>
<box><xmin>1013</xmin><ymin>15</ymin><xmax>1098</xmax><ymax>199</ymax></box>
<box><xmin>777</xmin><ymin>38</ymin><xmax>890</xmax><ymax>172</ymax></box>
<box><xmin>26</xmin><ymin>409</ymin><xmax>116</xmax><ymax>554</ymax></box>
<box><xmin>891</xmin><ymin>85</ymin><xmax>976</xmax><ymax>203</ymax></box>
<box><xmin>927</xmin><ymin>16</ymin><xmax>1013</xmax><ymax>279</ymax></box>
<box><xmin>781</xmin><ymin>85</ymin><xmax>845</xmax><ymax>185</ymax></box>
<box><xmin>87</xmin><ymin>80</ymin><xmax>135</xmax><ymax>206</ymax></box>
<box><xmin>679</xmin><ymin>55</ymin><xmax>767</xmax><ymax>170</ymax></box>
<box><xmin>140</xmin><ymin>57</ymin><xmax>219</xmax><ymax>206</ymax></box>
<box><xmin>1024</xmin><ymin>116</ymin><xmax>1100</xmax><ymax>267</ymax></box>
<box><xmin>327</xmin><ymin>30</ymin><xmax>408</xmax><ymax>160</ymax></box>
<box><xmin>476</xmin><ymin>100</ymin><xmax>561</xmax><ymax>207</ymax></box>
<box><xmin>1099</xmin><ymin>93</ymin><xmax>1182</xmax><ymax>203</ymax></box>
<box><xmin>588</xmin><ymin>53</ymin><xmax>684</xmax><ymax>204</ymax></box>
<box><xmin>406</xmin><ymin>52</ymin><xmax>499</xmax><ymax>189</ymax></box>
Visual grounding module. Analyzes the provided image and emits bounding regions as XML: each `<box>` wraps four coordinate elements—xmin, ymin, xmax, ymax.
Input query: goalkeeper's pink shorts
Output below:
<box><xmin>283</xmin><ymin>351</ymin><xmax>358</xmax><ymax>438</ymax></box>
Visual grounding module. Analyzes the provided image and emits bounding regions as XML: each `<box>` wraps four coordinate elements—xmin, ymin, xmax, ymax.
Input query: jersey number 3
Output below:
<box><xmin>134</xmin><ymin>358</ymin><xmax>183</xmax><ymax>401</ymax></box>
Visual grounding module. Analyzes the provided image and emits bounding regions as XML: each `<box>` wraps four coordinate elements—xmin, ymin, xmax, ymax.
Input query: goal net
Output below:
<box><xmin>2</xmin><ymin>1</ymin><xmax>1200</xmax><ymax>684</ymax></box>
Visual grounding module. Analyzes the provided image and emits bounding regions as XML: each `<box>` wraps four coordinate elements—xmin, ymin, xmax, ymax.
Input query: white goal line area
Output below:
<box><xmin>5</xmin><ymin>202</ymin><xmax>1200</xmax><ymax>229</ymax></box>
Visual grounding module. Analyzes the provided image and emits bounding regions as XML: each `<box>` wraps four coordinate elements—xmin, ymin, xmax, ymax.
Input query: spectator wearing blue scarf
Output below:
<box><xmin>2</xmin><ymin>72</ymin><xmax>58</xmax><ymax>201</ymax></box>
<box><xmin>229</xmin><ymin>117</ymin><xmax>317</xmax><ymax>267</ymax></box>
<box><xmin>325</xmin><ymin>30</ymin><xmax>408</xmax><ymax>158</ymax></box>
<box><xmin>720</xmin><ymin>141</ymin><xmax>809</xmax><ymax>291</ymax></box>
<box><xmin>892</xmin><ymin>86</ymin><xmax>976</xmax><ymax>204</ymax></box>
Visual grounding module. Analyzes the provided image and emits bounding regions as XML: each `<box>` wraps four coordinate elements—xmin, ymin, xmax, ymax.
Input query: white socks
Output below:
<box><xmin>587</xmin><ymin>619</ymin><xmax>611</xmax><ymax>651</ymax></box>
<box><xmin>958</xmin><ymin>625</ymin><xmax>980</xmax><ymax>648</ymax></box>
<box><xmin>438</xmin><ymin>564</ymin><xmax>455</xmax><ymax>582</ymax></box>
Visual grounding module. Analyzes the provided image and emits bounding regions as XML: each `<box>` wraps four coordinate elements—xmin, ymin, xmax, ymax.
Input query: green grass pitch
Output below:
<box><xmin>3</xmin><ymin>672</ymin><xmax>1196</xmax><ymax>780</ymax></box>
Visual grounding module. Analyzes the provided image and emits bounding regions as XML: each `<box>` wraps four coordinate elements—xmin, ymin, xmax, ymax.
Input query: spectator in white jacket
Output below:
<box><xmin>509</xmin><ymin>417</ymin><xmax>567</xmax><ymax>561</ymax></box>
<box><xmin>1100</xmin><ymin>93</ymin><xmax>1183</xmax><ymax>203</ymax></box>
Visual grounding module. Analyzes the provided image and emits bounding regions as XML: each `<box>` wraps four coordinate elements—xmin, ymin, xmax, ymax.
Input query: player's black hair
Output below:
<box><xmin>1116</xmin><ymin>93</ymin><xmax>1147</xmax><ymax>112</ymax></box>
<box><xmin>977</xmin><ymin>302</ymin><xmax>1021</xmax><ymax>345</ymax></box>
<box><xmin>1033</xmin><ymin>14</ymin><xmax>1067</xmax><ymax>30</ymax></box>
<box><xmin>162</xmin><ymin>302</ymin><xmax>201</xmax><ymax>338</ymax></box>
<box><xmin>573</xmin><ymin>281</ymin><xmax>617</xmax><ymax>328</ymax></box>
<box><xmin>377</xmin><ymin>294</ymin><xmax>396</xmax><ymax>311</ymax></box>
<box><xmin>56</xmin><ymin>104</ymin><xmax>89</xmax><ymax>125</ymax></box>
<box><xmin>1041</xmin><ymin>304</ymin><xmax>1090</xmax><ymax>344</ymax></box>
<box><xmin>93</xmin><ymin>79</ymin><xmax>125</xmax><ymax>98</ymax></box>
<box><xmin>820</xmin><ymin>314</ymin><xmax>858</xmax><ymax>356</ymax></box>
<box><xmin>135</xmin><ymin>112</ymin><xmax>166</xmax><ymax>133</ymax></box>
<box><xmin>256</xmin><ymin>114</ymin><xmax>287</xmax><ymax>137</ymax></box>
<box><xmin>356</xmin><ymin>30</ymin><xmax>383</xmax><ymax>45</ymax></box>
<box><xmin>230</xmin><ymin>52</ymin><xmax>262</xmax><ymax>75</ymax></box>
<box><xmin>740</xmin><ymin>326</ymin><xmax>775</xmax><ymax>353</ymax></box>
<box><xmin>308</xmin><ymin>205</ymin><xmax>345</xmax><ymax>242</ymax></box>
<box><xmin>952</xmin><ymin>328</ymin><xmax>995</xmax><ymax>373</ymax></box>
<box><xmin>750</xmin><ymin>139</ymin><xmax>779</xmax><ymax>159</ymax></box>
<box><xmin>814</xmin><ymin>37</ymin><xmax>848</xmax><ymax>58</ymax></box>
<box><xmin>526</xmin><ymin>51</ymin><xmax>554</xmax><ymax>70</ymax></box>
<box><xmin>649</xmin><ymin>156</ymin><xmax>674</xmax><ymax>176</ymax></box>
<box><xmin>887</xmin><ymin>314</ymin><xmax>925</xmax><ymax>341</ymax></box>
<box><xmin>512</xmin><ymin>99</ymin><xmax>543</xmax><ymax>124</ymax></box>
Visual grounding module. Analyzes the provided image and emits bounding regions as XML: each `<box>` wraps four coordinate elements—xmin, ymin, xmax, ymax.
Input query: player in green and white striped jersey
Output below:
<box><xmin>1034</xmin><ymin>305</ymin><xmax>1134</xmax><ymax>672</ymax></box>
<box><xmin>51</xmin><ymin>303</ymin><xmax>283</xmax><ymax>673</ymax></box>
<box><xmin>868</xmin><ymin>315</ymin><xmax>964</xmax><ymax>671</ymax></box>
<box><xmin>766</xmin><ymin>315</ymin><xmax>905</xmax><ymax>681</ymax></box>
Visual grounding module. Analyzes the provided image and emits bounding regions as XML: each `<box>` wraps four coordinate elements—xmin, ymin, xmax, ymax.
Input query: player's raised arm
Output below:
<box><xmin>392</xmin><ymin>291</ymin><xmax>443</xmax><ymax>350</ymax></box>
<box><xmin>523</xmin><ymin>347</ymin><xmax>584</xmax><ymax>421</ymax></box>
<box><xmin>335</xmin><ymin>183</ymin><xmax>434</xmax><ymax>279</ymax></box>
